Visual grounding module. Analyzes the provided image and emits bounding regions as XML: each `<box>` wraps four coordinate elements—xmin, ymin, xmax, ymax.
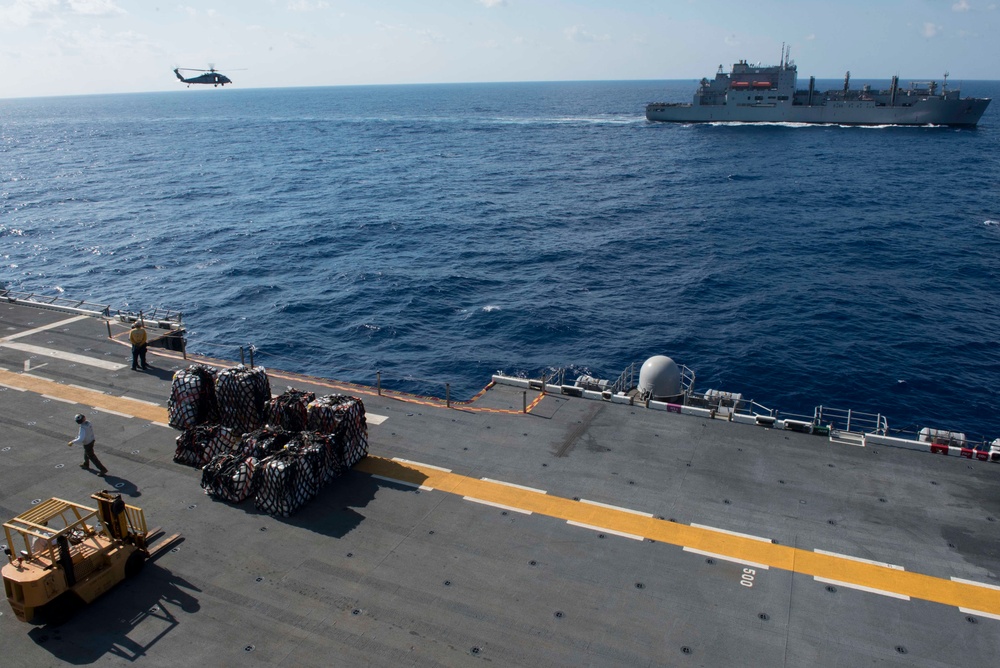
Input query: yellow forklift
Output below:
<box><xmin>2</xmin><ymin>491</ymin><xmax>177</xmax><ymax>623</ymax></box>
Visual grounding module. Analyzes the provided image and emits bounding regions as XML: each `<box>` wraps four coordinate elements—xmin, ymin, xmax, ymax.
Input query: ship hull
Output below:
<box><xmin>646</xmin><ymin>97</ymin><xmax>990</xmax><ymax>127</ymax></box>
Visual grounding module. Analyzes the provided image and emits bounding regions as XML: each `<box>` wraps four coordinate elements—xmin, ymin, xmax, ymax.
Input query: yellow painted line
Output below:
<box><xmin>0</xmin><ymin>368</ymin><xmax>167</xmax><ymax>423</ymax></box>
<box><xmin>7</xmin><ymin>367</ymin><xmax>1000</xmax><ymax>617</ymax></box>
<box><xmin>355</xmin><ymin>456</ymin><xmax>1000</xmax><ymax>616</ymax></box>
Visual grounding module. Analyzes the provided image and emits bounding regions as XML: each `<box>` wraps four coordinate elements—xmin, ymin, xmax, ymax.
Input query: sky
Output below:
<box><xmin>0</xmin><ymin>0</ymin><xmax>997</xmax><ymax>99</ymax></box>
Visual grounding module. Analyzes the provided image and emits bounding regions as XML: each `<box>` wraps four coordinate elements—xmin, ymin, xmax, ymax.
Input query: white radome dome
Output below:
<box><xmin>637</xmin><ymin>355</ymin><xmax>682</xmax><ymax>400</ymax></box>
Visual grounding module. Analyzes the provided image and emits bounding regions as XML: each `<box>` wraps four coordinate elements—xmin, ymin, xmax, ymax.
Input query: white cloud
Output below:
<box><xmin>479</xmin><ymin>0</ymin><xmax>506</xmax><ymax>7</ymax></box>
<box><xmin>805</xmin><ymin>33</ymin><xmax>816</xmax><ymax>41</ymax></box>
<box><xmin>564</xmin><ymin>25</ymin><xmax>610</xmax><ymax>42</ymax></box>
<box><xmin>67</xmin><ymin>0</ymin><xmax>124</xmax><ymax>16</ymax></box>
<box><xmin>374</xmin><ymin>21</ymin><xmax>445</xmax><ymax>44</ymax></box>
<box><xmin>283</xmin><ymin>31</ymin><xmax>314</xmax><ymax>49</ymax></box>
<box><xmin>922</xmin><ymin>22</ymin><xmax>941</xmax><ymax>37</ymax></box>
<box><xmin>0</xmin><ymin>0</ymin><xmax>61</xmax><ymax>27</ymax></box>
<box><xmin>287</xmin><ymin>0</ymin><xmax>329</xmax><ymax>11</ymax></box>
<box><xmin>952</xmin><ymin>0</ymin><xmax>970</xmax><ymax>11</ymax></box>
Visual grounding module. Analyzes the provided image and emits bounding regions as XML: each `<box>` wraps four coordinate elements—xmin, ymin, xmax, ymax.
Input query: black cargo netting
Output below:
<box><xmin>300</xmin><ymin>431</ymin><xmax>344</xmax><ymax>483</ymax></box>
<box><xmin>266</xmin><ymin>388</ymin><xmax>316</xmax><ymax>432</ymax></box>
<box><xmin>253</xmin><ymin>442</ymin><xmax>326</xmax><ymax>517</ymax></box>
<box><xmin>174</xmin><ymin>425</ymin><xmax>241</xmax><ymax>468</ymax></box>
<box><xmin>167</xmin><ymin>365</ymin><xmax>218</xmax><ymax>430</ymax></box>
<box><xmin>216</xmin><ymin>365</ymin><xmax>271</xmax><ymax>435</ymax></box>
<box><xmin>306</xmin><ymin>394</ymin><xmax>369</xmax><ymax>469</ymax></box>
<box><xmin>234</xmin><ymin>427</ymin><xmax>295</xmax><ymax>461</ymax></box>
<box><xmin>171</xmin><ymin>365</ymin><xmax>369</xmax><ymax>516</ymax></box>
<box><xmin>200</xmin><ymin>453</ymin><xmax>257</xmax><ymax>503</ymax></box>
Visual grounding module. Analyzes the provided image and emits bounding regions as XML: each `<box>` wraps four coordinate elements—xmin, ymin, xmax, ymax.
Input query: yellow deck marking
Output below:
<box><xmin>0</xmin><ymin>368</ymin><xmax>166</xmax><ymax>423</ymax></box>
<box><xmin>4</xmin><ymin>366</ymin><xmax>999</xmax><ymax>617</ymax></box>
<box><xmin>355</xmin><ymin>457</ymin><xmax>1000</xmax><ymax>616</ymax></box>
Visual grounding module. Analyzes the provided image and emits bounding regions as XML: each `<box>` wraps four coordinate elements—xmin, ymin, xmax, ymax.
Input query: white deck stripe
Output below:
<box><xmin>0</xmin><ymin>342</ymin><xmax>126</xmax><ymax>370</ymax></box>
<box><xmin>41</xmin><ymin>394</ymin><xmax>77</xmax><ymax>405</ymax></box>
<box><xmin>482</xmin><ymin>478</ymin><xmax>547</xmax><ymax>494</ymax></box>
<box><xmin>0</xmin><ymin>382</ymin><xmax>27</xmax><ymax>392</ymax></box>
<box><xmin>367</xmin><ymin>413</ymin><xmax>388</xmax><ymax>425</ymax></box>
<box><xmin>814</xmin><ymin>549</ymin><xmax>905</xmax><ymax>571</ymax></box>
<box><xmin>951</xmin><ymin>577</ymin><xmax>1000</xmax><ymax>591</ymax></box>
<box><xmin>683</xmin><ymin>547</ymin><xmax>770</xmax><ymax>570</ymax></box>
<box><xmin>959</xmin><ymin>607</ymin><xmax>1000</xmax><ymax>622</ymax></box>
<box><xmin>391</xmin><ymin>458</ymin><xmax>452</xmax><ymax>472</ymax></box>
<box><xmin>463</xmin><ymin>496</ymin><xmax>532</xmax><ymax>515</ymax></box>
<box><xmin>814</xmin><ymin>576</ymin><xmax>910</xmax><ymax>600</ymax></box>
<box><xmin>580</xmin><ymin>499</ymin><xmax>652</xmax><ymax>516</ymax></box>
<box><xmin>89</xmin><ymin>407</ymin><xmax>134</xmax><ymax>419</ymax></box>
<box><xmin>151</xmin><ymin>422</ymin><xmax>172</xmax><ymax>429</ymax></box>
<box><xmin>121</xmin><ymin>397</ymin><xmax>161</xmax><ymax>407</ymax></box>
<box><xmin>0</xmin><ymin>315</ymin><xmax>90</xmax><ymax>342</ymax></box>
<box><xmin>69</xmin><ymin>384</ymin><xmax>106</xmax><ymax>394</ymax></box>
<box><xmin>566</xmin><ymin>520</ymin><xmax>644</xmax><ymax>541</ymax></box>
<box><xmin>370</xmin><ymin>474</ymin><xmax>434</xmax><ymax>491</ymax></box>
<box><xmin>690</xmin><ymin>523</ymin><xmax>772</xmax><ymax>543</ymax></box>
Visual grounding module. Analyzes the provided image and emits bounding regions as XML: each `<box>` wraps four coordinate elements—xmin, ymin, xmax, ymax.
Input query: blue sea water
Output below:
<box><xmin>2</xmin><ymin>79</ymin><xmax>1000</xmax><ymax>440</ymax></box>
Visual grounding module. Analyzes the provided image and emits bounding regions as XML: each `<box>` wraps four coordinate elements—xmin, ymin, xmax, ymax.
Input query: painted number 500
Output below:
<box><xmin>740</xmin><ymin>567</ymin><xmax>756</xmax><ymax>588</ymax></box>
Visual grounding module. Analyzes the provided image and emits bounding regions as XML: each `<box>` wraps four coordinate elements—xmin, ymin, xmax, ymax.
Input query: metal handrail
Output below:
<box><xmin>0</xmin><ymin>289</ymin><xmax>110</xmax><ymax>318</ymax></box>
<box><xmin>610</xmin><ymin>360</ymin><xmax>696</xmax><ymax>399</ymax></box>
<box><xmin>814</xmin><ymin>405</ymin><xmax>887</xmax><ymax>435</ymax></box>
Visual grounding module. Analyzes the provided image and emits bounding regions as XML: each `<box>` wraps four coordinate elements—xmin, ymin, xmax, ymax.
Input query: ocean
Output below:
<box><xmin>2</xmin><ymin>79</ymin><xmax>999</xmax><ymax>440</ymax></box>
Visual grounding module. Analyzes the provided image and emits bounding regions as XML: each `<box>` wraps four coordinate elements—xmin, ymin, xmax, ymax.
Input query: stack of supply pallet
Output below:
<box><xmin>167</xmin><ymin>370</ymin><xmax>370</xmax><ymax>517</ymax></box>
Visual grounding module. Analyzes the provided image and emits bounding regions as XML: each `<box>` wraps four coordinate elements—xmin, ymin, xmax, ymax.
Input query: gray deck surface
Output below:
<box><xmin>1</xmin><ymin>300</ymin><xmax>999</xmax><ymax>666</ymax></box>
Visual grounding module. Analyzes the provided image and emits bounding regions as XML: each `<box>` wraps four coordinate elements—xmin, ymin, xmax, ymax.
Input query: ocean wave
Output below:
<box><xmin>2</xmin><ymin>82</ymin><xmax>999</xmax><ymax>435</ymax></box>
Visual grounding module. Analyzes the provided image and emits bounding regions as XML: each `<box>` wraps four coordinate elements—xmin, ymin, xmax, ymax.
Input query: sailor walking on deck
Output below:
<box><xmin>68</xmin><ymin>413</ymin><xmax>108</xmax><ymax>475</ymax></box>
<box><xmin>130</xmin><ymin>320</ymin><xmax>149</xmax><ymax>370</ymax></box>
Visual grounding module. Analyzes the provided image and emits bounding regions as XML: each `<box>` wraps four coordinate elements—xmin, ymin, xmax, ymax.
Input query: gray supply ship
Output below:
<box><xmin>646</xmin><ymin>47</ymin><xmax>991</xmax><ymax>126</ymax></box>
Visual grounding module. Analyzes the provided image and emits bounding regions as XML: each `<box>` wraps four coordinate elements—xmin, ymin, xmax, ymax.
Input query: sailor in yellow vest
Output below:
<box><xmin>129</xmin><ymin>320</ymin><xmax>149</xmax><ymax>370</ymax></box>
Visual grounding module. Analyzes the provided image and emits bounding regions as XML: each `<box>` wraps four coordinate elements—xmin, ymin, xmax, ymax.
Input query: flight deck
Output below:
<box><xmin>1</xmin><ymin>299</ymin><xmax>998</xmax><ymax>666</ymax></box>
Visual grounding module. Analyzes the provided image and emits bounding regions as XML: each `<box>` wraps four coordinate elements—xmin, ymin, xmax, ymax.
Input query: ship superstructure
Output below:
<box><xmin>647</xmin><ymin>47</ymin><xmax>990</xmax><ymax>126</ymax></box>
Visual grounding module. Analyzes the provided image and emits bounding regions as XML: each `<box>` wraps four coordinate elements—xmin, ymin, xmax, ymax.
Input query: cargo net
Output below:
<box><xmin>200</xmin><ymin>453</ymin><xmax>257</xmax><ymax>503</ymax></box>
<box><xmin>252</xmin><ymin>437</ymin><xmax>328</xmax><ymax>517</ymax></box>
<box><xmin>234</xmin><ymin>427</ymin><xmax>295</xmax><ymax>461</ymax></box>
<box><xmin>174</xmin><ymin>425</ymin><xmax>241</xmax><ymax>468</ymax></box>
<box><xmin>216</xmin><ymin>365</ymin><xmax>271</xmax><ymax>436</ymax></box>
<box><xmin>266</xmin><ymin>388</ymin><xmax>316</xmax><ymax>432</ymax></box>
<box><xmin>306</xmin><ymin>394</ymin><xmax>369</xmax><ymax>469</ymax></box>
<box><xmin>167</xmin><ymin>365</ymin><xmax>218</xmax><ymax>430</ymax></box>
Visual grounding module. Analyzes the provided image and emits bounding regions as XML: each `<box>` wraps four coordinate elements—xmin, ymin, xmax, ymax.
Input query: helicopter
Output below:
<box><xmin>173</xmin><ymin>66</ymin><xmax>234</xmax><ymax>87</ymax></box>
